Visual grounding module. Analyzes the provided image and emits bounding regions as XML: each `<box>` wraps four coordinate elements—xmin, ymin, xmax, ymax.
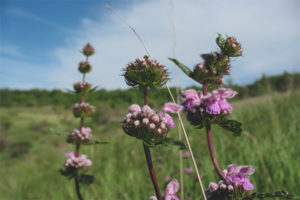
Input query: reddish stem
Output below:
<box><xmin>203</xmin><ymin>82</ymin><xmax>226</xmax><ymax>181</ymax></box>
<box><xmin>143</xmin><ymin>87</ymin><xmax>162</xmax><ymax>200</ymax></box>
<box><xmin>143</xmin><ymin>144</ymin><xmax>162</xmax><ymax>200</ymax></box>
<box><xmin>74</xmin><ymin>60</ymin><xmax>88</xmax><ymax>200</ymax></box>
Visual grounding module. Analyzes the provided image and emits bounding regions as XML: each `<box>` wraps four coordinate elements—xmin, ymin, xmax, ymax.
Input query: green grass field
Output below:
<box><xmin>0</xmin><ymin>91</ymin><xmax>299</xmax><ymax>200</ymax></box>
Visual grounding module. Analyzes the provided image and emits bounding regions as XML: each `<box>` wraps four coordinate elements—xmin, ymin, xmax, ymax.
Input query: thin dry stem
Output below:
<box><xmin>168</xmin><ymin>1</ymin><xmax>184</xmax><ymax>199</ymax></box>
<box><xmin>166</xmin><ymin>85</ymin><xmax>207</xmax><ymax>200</ymax></box>
<box><xmin>105</xmin><ymin>5</ymin><xmax>150</xmax><ymax>57</ymax></box>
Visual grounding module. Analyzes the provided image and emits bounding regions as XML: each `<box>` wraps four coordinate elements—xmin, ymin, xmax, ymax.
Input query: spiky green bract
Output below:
<box><xmin>123</xmin><ymin>56</ymin><xmax>169</xmax><ymax>89</ymax></box>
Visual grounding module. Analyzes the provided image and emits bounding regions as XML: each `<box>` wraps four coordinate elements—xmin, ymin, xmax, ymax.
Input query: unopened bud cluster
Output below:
<box><xmin>191</xmin><ymin>34</ymin><xmax>242</xmax><ymax>85</ymax></box>
<box><xmin>123</xmin><ymin>55</ymin><xmax>168</xmax><ymax>89</ymax></box>
<box><xmin>123</xmin><ymin>104</ymin><xmax>171</xmax><ymax>143</ymax></box>
<box><xmin>67</xmin><ymin>127</ymin><xmax>93</xmax><ymax>143</ymax></box>
<box><xmin>78</xmin><ymin>61</ymin><xmax>92</xmax><ymax>74</ymax></box>
<box><xmin>72</xmin><ymin>103</ymin><xmax>95</xmax><ymax>118</ymax></box>
<box><xmin>73</xmin><ymin>82</ymin><xmax>91</xmax><ymax>94</ymax></box>
<box><xmin>82</xmin><ymin>43</ymin><xmax>95</xmax><ymax>57</ymax></box>
<box><xmin>181</xmin><ymin>88</ymin><xmax>237</xmax><ymax>126</ymax></box>
<box><xmin>64</xmin><ymin>152</ymin><xmax>92</xmax><ymax>169</ymax></box>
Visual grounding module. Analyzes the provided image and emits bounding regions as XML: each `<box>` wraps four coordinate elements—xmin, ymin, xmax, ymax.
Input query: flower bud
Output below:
<box><xmin>73</xmin><ymin>82</ymin><xmax>91</xmax><ymax>94</ymax></box>
<box><xmin>123</xmin><ymin>55</ymin><xmax>168</xmax><ymax>89</ymax></box>
<box><xmin>208</xmin><ymin>182</ymin><xmax>219</xmax><ymax>192</ymax></box>
<box><xmin>82</xmin><ymin>43</ymin><xmax>95</xmax><ymax>57</ymax></box>
<box><xmin>228</xmin><ymin>185</ymin><xmax>234</xmax><ymax>192</ymax></box>
<box><xmin>78</xmin><ymin>61</ymin><xmax>92</xmax><ymax>74</ymax></box>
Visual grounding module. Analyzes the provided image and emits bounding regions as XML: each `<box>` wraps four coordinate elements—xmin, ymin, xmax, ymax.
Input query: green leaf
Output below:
<box><xmin>156</xmin><ymin>138</ymin><xmax>186</xmax><ymax>150</ymax></box>
<box><xmin>49</xmin><ymin>128</ymin><xmax>69</xmax><ymax>137</ymax></box>
<box><xmin>168</xmin><ymin>58</ymin><xmax>192</xmax><ymax>77</ymax></box>
<box><xmin>88</xmin><ymin>85</ymin><xmax>99</xmax><ymax>93</ymax></box>
<box><xmin>244</xmin><ymin>191</ymin><xmax>300</xmax><ymax>200</ymax></box>
<box><xmin>78</xmin><ymin>174</ymin><xmax>95</xmax><ymax>185</ymax></box>
<box><xmin>217</xmin><ymin>119</ymin><xmax>242</xmax><ymax>136</ymax></box>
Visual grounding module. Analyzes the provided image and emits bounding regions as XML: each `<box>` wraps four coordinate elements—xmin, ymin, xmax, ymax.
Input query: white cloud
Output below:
<box><xmin>3</xmin><ymin>0</ymin><xmax>300</xmax><ymax>89</ymax></box>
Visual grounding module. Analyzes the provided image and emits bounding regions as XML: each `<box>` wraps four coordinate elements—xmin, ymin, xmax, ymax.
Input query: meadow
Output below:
<box><xmin>0</xmin><ymin>89</ymin><xmax>299</xmax><ymax>200</ymax></box>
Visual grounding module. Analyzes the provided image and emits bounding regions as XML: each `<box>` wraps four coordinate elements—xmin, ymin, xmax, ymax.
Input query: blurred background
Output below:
<box><xmin>0</xmin><ymin>0</ymin><xmax>299</xmax><ymax>199</ymax></box>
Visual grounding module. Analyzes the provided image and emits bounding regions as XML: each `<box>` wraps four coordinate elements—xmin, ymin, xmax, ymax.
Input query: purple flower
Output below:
<box><xmin>223</xmin><ymin>164</ymin><xmax>255</xmax><ymax>191</ymax></box>
<box><xmin>181</xmin><ymin>89</ymin><xmax>203</xmax><ymax>112</ymax></box>
<box><xmin>163</xmin><ymin>179</ymin><xmax>179</xmax><ymax>200</ymax></box>
<box><xmin>204</xmin><ymin>88</ymin><xmax>237</xmax><ymax>115</ymax></box>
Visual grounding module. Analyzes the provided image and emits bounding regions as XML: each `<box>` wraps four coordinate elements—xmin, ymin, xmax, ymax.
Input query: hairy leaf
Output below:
<box><xmin>78</xmin><ymin>174</ymin><xmax>95</xmax><ymax>185</ymax></box>
<box><xmin>168</xmin><ymin>58</ymin><xmax>192</xmax><ymax>78</ymax></box>
<box><xmin>217</xmin><ymin>119</ymin><xmax>242</xmax><ymax>136</ymax></box>
<box><xmin>156</xmin><ymin>138</ymin><xmax>186</xmax><ymax>150</ymax></box>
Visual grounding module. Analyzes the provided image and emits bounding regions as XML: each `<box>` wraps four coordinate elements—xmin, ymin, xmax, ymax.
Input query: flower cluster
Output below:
<box><xmin>64</xmin><ymin>152</ymin><xmax>92</xmax><ymax>169</ymax></box>
<box><xmin>123</xmin><ymin>55</ymin><xmax>168</xmax><ymax>88</ymax></box>
<box><xmin>67</xmin><ymin>127</ymin><xmax>93</xmax><ymax>143</ymax></box>
<box><xmin>122</xmin><ymin>103</ymin><xmax>181</xmax><ymax>143</ymax></box>
<box><xmin>72</xmin><ymin>102</ymin><xmax>95</xmax><ymax>118</ymax></box>
<box><xmin>73</xmin><ymin>82</ymin><xmax>91</xmax><ymax>94</ymax></box>
<box><xmin>78</xmin><ymin>61</ymin><xmax>92</xmax><ymax>74</ymax></box>
<box><xmin>206</xmin><ymin>164</ymin><xmax>255</xmax><ymax>199</ymax></box>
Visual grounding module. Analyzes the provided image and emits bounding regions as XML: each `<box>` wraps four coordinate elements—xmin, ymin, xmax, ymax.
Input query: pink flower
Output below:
<box><xmin>183</xmin><ymin>151</ymin><xmax>191</xmax><ymax>158</ymax></box>
<box><xmin>164</xmin><ymin>175</ymin><xmax>171</xmax><ymax>183</ymax></box>
<box><xmin>129</xmin><ymin>104</ymin><xmax>141</xmax><ymax>113</ymax></box>
<box><xmin>184</xmin><ymin>168</ymin><xmax>194</xmax><ymax>174</ymax></box>
<box><xmin>208</xmin><ymin>182</ymin><xmax>219</xmax><ymax>192</ymax></box>
<box><xmin>163</xmin><ymin>179</ymin><xmax>179</xmax><ymax>200</ymax></box>
<box><xmin>160</xmin><ymin>103</ymin><xmax>182</xmax><ymax>128</ymax></box>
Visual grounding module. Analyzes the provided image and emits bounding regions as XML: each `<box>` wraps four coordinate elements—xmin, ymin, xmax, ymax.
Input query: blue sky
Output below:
<box><xmin>0</xmin><ymin>0</ymin><xmax>299</xmax><ymax>90</ymax></box>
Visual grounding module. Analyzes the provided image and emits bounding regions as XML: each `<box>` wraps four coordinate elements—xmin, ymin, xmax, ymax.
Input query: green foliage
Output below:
<box><xmin>144</xmin><ymin>138</ymin><xmax>186</xmax><ymax>150</ymax></box>
<box><xmin>0</xmin><ymin>72</ymin><xmax>299</xmax><ymax>108</ymax></box>
<box><xmin>244</xmin><ymin>191</ymin><xmax>300</xmax><ymax>199</ymax></box>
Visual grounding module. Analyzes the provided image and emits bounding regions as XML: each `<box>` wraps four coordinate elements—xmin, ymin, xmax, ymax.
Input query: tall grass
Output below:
<box><xmin>0</xmin><ymin>91</ymin><xmax>299</xmax><ymax>199</ymax></box>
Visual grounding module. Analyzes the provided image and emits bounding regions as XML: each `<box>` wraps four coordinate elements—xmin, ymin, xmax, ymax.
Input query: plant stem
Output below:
<box><xmin>203</xmin><ymin>82</ymin><xmax>225</xmax><ymax>181</ymax></box>
<box><xmin>143</xmin><ymin>87</ymin><xmax>162</xmax><ymax>200</ymax></box>
<box><xmin>75</xmin><ymin>177</ymin><xmax>83</xmax><ymax>200</ymax></box>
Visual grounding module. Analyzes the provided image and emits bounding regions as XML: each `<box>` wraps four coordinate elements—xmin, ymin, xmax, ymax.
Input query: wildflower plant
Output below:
<box><xmin>169</xmin><ymin>34</ymin><xmax>299</xmax><ymax>199</ymax></box>
<box><xmin>122</xmin><ymin>56</ymin><xmax>185</xmax><ymax>200</ymax></box>
<box><xmin>51</xmin><ymin>43</ymin><xmax>101</xmax><ymax>200</ymax></box>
